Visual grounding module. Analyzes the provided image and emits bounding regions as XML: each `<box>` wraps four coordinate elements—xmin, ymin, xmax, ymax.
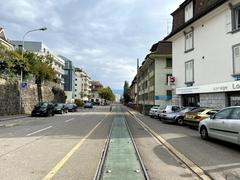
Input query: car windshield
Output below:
<box><xmin>36</xmin><ymin>102</ymin><xmax>48</xmax><ymax>108</ymax></box>
<box><xmin>55</xmin><ymin>104</ymin><xmax>63</xmax><ymax>108</ymax></box>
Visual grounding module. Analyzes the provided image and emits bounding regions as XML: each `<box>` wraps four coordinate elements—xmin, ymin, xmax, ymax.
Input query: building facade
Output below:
<box><xmin>90</xmin><ymin>81</ymin><xmax>103</xmax><ymax>104</ymax></box>
<box><xmin>11</xmin><ymin>41</ymin><xmax>65</xmax><ymax>88</ymax></box>
<box><xmin>165</xmin><ymin>0</ymin><xmax>240</xmax><ymax>109</ymax></box>
<box><xmin>0</xmin><ymin>28</ymin><xmax>13</xmax><ymax>50</ymax></box>
<box><xmin>60</xmin><ymin>55</ymin><xmax>75</xmax><ymax>103</ymax></box>
<box><xmin>138</xmin><ymin>41</ymin><xmax>172</xmax><ymax>106</ymax></box>
<box><xmin>74</xmin><ymin>68</ymin><xmax>91</xmax><ymax>101</ymax></box>
<box><xmin>129</xmin><ymin>76</ymin><xmax>138</xmax><ymax>104</ymax></box>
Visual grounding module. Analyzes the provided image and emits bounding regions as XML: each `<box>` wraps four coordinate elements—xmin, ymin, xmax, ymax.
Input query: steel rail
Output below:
<box><xmin>127</xmin><ymin>108</ymin><xmax>213</xmax><ymax>180</ymax></box>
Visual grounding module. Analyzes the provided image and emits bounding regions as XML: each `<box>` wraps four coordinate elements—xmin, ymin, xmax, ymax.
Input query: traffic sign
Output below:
<box><xmin>21</xmin><ymin>82</ymin><xmax>28</xmax><ymax>89</ymax></box>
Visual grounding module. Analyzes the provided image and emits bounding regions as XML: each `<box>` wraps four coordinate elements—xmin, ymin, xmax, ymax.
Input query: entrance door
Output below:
<box><xmin>182</xmin><ymin>94</ymin><xmax>199</xmax><ymax>107</ymax></box>
<box><xmin>228</xmin><ymin>92</ymin><xmax>240</xmax><ymax>106</ymax></box>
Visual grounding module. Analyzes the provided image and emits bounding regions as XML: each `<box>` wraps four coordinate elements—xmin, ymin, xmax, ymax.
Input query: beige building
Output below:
<box><xmin>74</xmin><ymin>68</ymin><xmax>91</xmax><ymax>101</ymax></box>
<box><xmin>138</xmin><ymin>41</ymin><xmax>172</xmax><ymax>107</ymax></box>
<box><xmin>0</xmin><ymin>28</ymin><xmax>13</xmax><ymax>50</ymax></box>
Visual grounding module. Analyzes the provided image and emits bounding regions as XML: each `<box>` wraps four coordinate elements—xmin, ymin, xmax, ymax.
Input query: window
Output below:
<box><xmin>166</xmin><ymin>58</ymin><xmax>172</xmax><ymax>68</ymax></box>
<box><xmin>185</xmin><ymin>60</ymin><xmax>194</xmax><ymax>84</ymax></box>
<box><xmin>233</xmin><ymin>44</ymin><xmax>240</xmax><ymax>75</ymax></box>
<box><xmin>185</xmin><ymin>1</ymin><xmax>193</xmax><ymax>22</ymax></box>
<box><xmin>167</xmin><ymin>90</ymin><xmax>172</xmax><ymax>97</ymax></box>
<box><xmin>233</xmin><ymin>5</ymin><xmax>240</xmax><ymax>30</ymax></box>
<box><xmin>166</xmin><ymin>74</ymin><xmax>172</xmax><ymax>84</ymax></box>
<box><xmin>214</xmin><ymin>108</ymin><xmax>232</xmax><ymax>119</ymax></box>
<box><xmin>75</xmin><ymin>84</ymin><xmax>77</xmax><ymax>86</ymax></box>
<box><xmin>185</xmin><ymin>30</ymin><xmax>193</xmax><ymax>52</ymax></box>
<box><xmin>230</xmin><ymin>108</ymin><xmax>240</xmax><ymax>119</ymax></box>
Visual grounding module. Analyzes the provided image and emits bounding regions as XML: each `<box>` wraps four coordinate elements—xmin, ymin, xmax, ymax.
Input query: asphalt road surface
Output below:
<box><xmin>0</xmin><ymin>105</ymin><xmax>239</xmax><ymax>180</ymax></box>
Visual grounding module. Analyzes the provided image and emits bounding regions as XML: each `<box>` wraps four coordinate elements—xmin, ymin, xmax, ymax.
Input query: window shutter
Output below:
<box><xmin>234</xmin><ymin>46</ymin><xmax>240</xmax><ymax>74</ymax></box>
<box><xmin>226</xmin><ymin>10</ymin><xmax>232</xmax><ymax>33</ymax></box>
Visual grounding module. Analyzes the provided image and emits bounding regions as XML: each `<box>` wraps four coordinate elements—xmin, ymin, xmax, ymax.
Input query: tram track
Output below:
<box><xmin>126</xmin><ymin>107</ymin><xmax>213</xmax><ymax>180</ymax></box>
<box><xmin>94</xmin><ymin>106</ymin><xmax>149</xmax><ymax>180</ymax></box>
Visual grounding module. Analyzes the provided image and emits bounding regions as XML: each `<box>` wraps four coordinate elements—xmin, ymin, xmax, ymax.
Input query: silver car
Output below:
<box><xmin>157</xmin><ymin>105</ymin><xmax>180</xmax><ymax>120</ymax></box>
<box><xmin>149</xmin><ymin>105</ymin><xmax>166</xmax><ymax>118</ymax></box>
<box><xmin>199</xmin><ymin>106</ymin><xmax>240</xmax><ymax>145</ymax></box>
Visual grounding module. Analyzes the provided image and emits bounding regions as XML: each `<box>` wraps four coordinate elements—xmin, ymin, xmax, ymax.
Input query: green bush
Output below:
<box><xmin>75</xmin><ymin>99</ymin><xmax>84</xmax><ymax>107</ymax></box>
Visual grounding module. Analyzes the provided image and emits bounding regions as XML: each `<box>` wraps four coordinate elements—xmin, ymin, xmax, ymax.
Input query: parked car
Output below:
<box><xmin>31</xmin><ymin>102</ymin><xmax>55</xmax><ymax>117</ymax></box>
<box><xmin>161</xmin><ymin>107</ymin><xmax>198</xmax><ymax>125</ymax></box>
<box><xmin>184</xmin><ymin>108</ymin><xmax>219</xmax><ymax>127</ymax></box>
<box><xmin>199</xmin><ymin>106</ymin><xmax>240</xmax><ymax>145</ymax></box>
<box><xmin>54</xmin><ymin>103</ymin><xmax>68</xmax><ymax>114</ymax></box>
<box><xmin>149</xmin><ymin>105</ymin><xmax>166</xmax><ymax>118</ymax></box>
<box><xmin>157</xmin><ymin>105</ymin><xmax>181</xmax><ymax>120</ymax></box>
<box><xmin>84</xmin><ymin>102</ymin><xmax>93</xmax><ymax>108</ymax></box>
<box><xmin>66</xmin><ymin>103</ymin><xmax>78</xmax><ymax>112</ymax></box>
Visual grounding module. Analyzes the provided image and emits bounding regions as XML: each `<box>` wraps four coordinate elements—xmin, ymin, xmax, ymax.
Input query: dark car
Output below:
<box><xmin>66</xmin><ymin>103</ymin><xmax>78</xmax><ymax>112</ymax></box>
<box><xmin>161</xmin><ymin>107</ymin><xmax>198</xmax><ymax>125</ymax></box>
<box><xmin>84</xmin><ymin>102</ymin><xmax>93</xmax><ymax>108</ymax></box>
<box><xmin>54</xmin><ymin>103</ymin><xmax>68</xmax><ymax>114</ymax></box>
<box><xmin>31</xmin><ymin>102</ymin><xmax>55</xmax><ymax>117</ymax></box>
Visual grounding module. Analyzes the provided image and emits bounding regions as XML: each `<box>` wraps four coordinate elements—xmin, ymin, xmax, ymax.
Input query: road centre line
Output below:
<box><xmin>42</xmin><ymin>113</ymin><xmax>110</xmax><ymax>180</ymax></box>
<box><xmin>26</xmin><ymin>126</ymin><xmax>52</xmax><ymax>137</ymax></box>
<box><xmin>64</xmin><ymin>118</ymin><xmax>74</xmax><ymax>123</ymax></box>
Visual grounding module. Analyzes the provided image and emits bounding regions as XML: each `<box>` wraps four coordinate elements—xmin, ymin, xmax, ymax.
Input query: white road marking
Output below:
<box><xmin>64</xmin><ymin>118</ymin><xmax>75</xmax><ymax>123</ymax></box>
<box><xmin>26</xmin><ymin>126</ymin><xmax>52</xmax><ymax>136</ymax></box>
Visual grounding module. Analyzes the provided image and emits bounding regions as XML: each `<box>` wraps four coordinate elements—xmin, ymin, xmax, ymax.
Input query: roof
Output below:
<box><xmin>165</xmin><ymin>0</ymin><xmax>228</xmax><ymax>40</ymax></box>
<box><xmin>149</xmin><ymin>41</ymin><xmax>172</xmax><ymax>54</ymax></box>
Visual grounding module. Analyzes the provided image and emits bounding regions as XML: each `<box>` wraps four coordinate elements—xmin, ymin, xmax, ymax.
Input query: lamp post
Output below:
<box><xmin>19</xmin><ymin>27</ymin><xmax>47</xmax><ymax>114</ymax></box>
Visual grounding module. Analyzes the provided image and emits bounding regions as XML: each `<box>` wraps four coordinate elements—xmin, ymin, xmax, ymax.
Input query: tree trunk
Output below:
<box><xmin>36</xmin><ymin>78</ymin><xmax>43</xmax><ymax>103</ymax></box>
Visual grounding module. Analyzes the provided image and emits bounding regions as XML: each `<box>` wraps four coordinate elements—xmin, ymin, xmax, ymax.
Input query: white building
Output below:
<box><xmin>165</xmin><ymin>0</ymin><xmax>240</xmax><ymax>108</ymax></box>
<box><xmin>11</xmin><ymin>41</ymin><xmax>65</xmax><ymax>88</ymax></box>
<box><xmin>0</xmin><ymin>28</ymin><xmax>13</xmax><ymax>50</ymax></box>
<box><xmin>74</xmin><ymin>68</ymin><xmax>91</xmax><ymax>101</ymax></box>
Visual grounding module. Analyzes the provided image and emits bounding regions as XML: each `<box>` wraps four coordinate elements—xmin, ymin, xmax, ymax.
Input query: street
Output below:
<box><xmin>0</xmin><ymin>105</ymin><xmax>239</xmax><ymax>180</ymax></box>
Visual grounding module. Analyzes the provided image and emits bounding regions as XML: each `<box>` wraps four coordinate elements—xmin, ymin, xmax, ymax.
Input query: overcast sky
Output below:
<box><xmin>0</xmin><ymin>0</ymin><xmax>183</xmax><ymax>90</ymax></box>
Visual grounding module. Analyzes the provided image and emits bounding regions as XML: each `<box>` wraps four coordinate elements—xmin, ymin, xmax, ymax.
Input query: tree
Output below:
<box><xmin>0</xmin><ymin>46</ymin><xmax>57</xmax><ymax>103</ymax></box>
<box><xmin>24</xmin><ymin>52</ymin><xmax>56</xmax><ymax>103</ymax></box>
<box><xmin>123</xmin><ymin>81</ymin><xmax>131</xmax><ymax>103</ymax></box>
<box><xmin>99</xmin><ymin>87</ymin><xmax>115</xmax><ymax>101</ymax></box>
<box><xmin>0</xmin><ymin>45</ymin><xmax>29</xmax><ymax>80</ymax></box>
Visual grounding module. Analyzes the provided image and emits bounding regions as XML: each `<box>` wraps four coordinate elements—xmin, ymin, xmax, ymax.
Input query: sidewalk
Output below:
<box><xmin>0</xmin><ymin>114</ymin><xmax>29</xmax><ymax>122</ymax></box>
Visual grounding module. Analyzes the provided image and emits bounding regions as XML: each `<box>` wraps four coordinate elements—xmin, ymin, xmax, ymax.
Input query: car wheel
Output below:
<box><xmin>200</xmin><ymin>126</ymin><xmax>208</xmax><ymax>140</ymax></box>
<box><xmin>177</xmin><ymin>118</ymin><xmax>184</xmax><ymax>125</ymax></box>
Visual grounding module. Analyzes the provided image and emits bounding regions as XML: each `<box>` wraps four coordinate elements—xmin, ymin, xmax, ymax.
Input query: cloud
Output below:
<box><xmin>0</xmin><ymin>0</ymin><xmax>183</xmax><ymax>89</ymax></box>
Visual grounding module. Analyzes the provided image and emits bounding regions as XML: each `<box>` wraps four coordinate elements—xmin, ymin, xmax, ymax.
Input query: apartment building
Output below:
<box><xmin>74</xmin><ymin>68</ymin><xmax>91</xmax><ymax>101</ymax></box>
<box><xmin>129</xmin><ymin>76</ymin><xmax>137</xmax><ymax>104</ymax></box>
<box><xmin>60</xmin><ymin>55</ymin><xmax>75</xmax><ymax>103</ymax></box>
<box><xmin>138</xmin><ymin>41</ymin><xmax>172</xmax><ymax>107</ymax></box>
<box><xmin>90</xmin><ymin>81</ymin><xmax>103</xmax><ymax>104</ymax></box>
<box><xmin>165</xmin><ymin>0</ymin><xmax>240</xmax><ymax>108</ymax></box>
<box><xmin>11</xmin><ymin>41</ymin><xmax>65</xmax><ymax>88</ymax></box>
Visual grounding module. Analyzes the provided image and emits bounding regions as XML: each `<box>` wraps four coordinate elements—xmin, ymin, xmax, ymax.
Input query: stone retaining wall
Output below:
<box><xmin>0</xmin><ymin>78</ymin><xmax>64</xmax><ymax>115</ymax></box>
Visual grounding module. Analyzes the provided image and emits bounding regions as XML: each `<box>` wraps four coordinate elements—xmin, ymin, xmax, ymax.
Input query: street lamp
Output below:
<box><xmin>19</xmin><ymin>27</ymin><xmax>47</xmax><ymax>114</ymax></box>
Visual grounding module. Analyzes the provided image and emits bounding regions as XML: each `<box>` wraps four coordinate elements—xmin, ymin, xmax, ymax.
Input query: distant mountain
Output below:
<box><xmin>112</xmin><ymin>89</ymin><xmax>123</xmax><ymax>96</ymax></box>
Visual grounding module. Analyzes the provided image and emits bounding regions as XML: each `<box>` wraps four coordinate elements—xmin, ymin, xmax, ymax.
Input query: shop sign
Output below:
<box><xmin>176</xmin><ymin>81</ymin><xmax>240</xmax><ymax>95</ymax></box>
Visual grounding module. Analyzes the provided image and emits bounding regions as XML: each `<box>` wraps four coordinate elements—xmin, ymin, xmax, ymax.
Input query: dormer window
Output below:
<box><xmin>185</xmin><ymin>1</ymin><xmax>193</xmax><ymax>22</ymax></box>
